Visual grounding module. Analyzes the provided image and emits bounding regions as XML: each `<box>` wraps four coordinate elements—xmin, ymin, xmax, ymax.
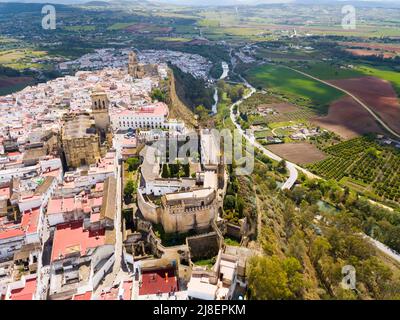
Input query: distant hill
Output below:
<box><xmin>84</xmin><ymin>1</ymin><xmax>110</xmax><ymax>6</ymax></box>
<box><xmin>0</xmin><ymin>0</ymin><xmax>88</xmax><ymax>3</ymax></box>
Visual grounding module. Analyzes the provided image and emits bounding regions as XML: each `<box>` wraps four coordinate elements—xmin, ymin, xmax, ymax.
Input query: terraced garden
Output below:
<box><xmin>307</xmin><ymin>136</ymin><xmax>400</xmax><ymax>203</ymax></box>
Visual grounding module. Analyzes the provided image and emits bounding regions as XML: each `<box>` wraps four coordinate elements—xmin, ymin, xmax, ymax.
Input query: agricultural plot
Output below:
<box><xmin>0</xmin><ymin>49</ymin><xmax>48</xmax><ymax>70</ymax></box>
<box><xmin>240</xmin><ymin>92</ymin><xmax>317</xmax><ymax>123</ymax></box>
<box><xmin>307</xmin><ymin>136</ymin><xmax>400</xmax><ymax>202</ymax></box>
<box><xmin>328</xmin><ymin>76</ymin><xmax>400</xmax><ymax>135</ymax></box>
<box><xmin>267</xmin><ymin>142</ymin><xmax>327</xmax><ymax>165</ymax></box>
<box><xmin>293</xmin><ymin>61</ymin><xmax>366</xmax><ymax>80</ymax></box>
<box><xmin>245</xmin><ymin>64</ymin><xmax>344</xmax><ymax>110</ymax></box>
<box><xmin>354</xmin><ymin>65</ymin><xmax>400</xmax><ymax>96</ymax></box>
<box><xmin>266</xmin><ymin>108</ymin><xmax>315</xmax><ymax>123</ymax></box>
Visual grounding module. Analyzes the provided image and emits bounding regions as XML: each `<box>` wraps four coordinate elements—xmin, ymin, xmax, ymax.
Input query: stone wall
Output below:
<box><xmin>63</xmin><ymin>135</ymin><xmax>101</xmax><ymax>168</ymax></box>
<box><xmin>137</xmin><ymin>190</ymin><xmax>161</xmax><ymax>225</ymax></box>
<box><xmin>187</xmin><ymin>232</ymin><xmax>220</xmax><ymax>261</ymax></box>
<box><xmin>138</xmin><ymin>189</ymin><xmax>217</xmax><ymax>234</ymax></box>
<box><xmin>162</xmin><ymin>204</ymin><xmax>216</xmax><ymax>234</ymax></box>
<box><xmin>226</xmin><ymin>223</ymin><xmax>242</xmax><ymax>240</ymax></box>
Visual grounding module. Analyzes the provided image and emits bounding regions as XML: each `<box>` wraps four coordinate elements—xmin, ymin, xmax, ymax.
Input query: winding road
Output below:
<box><xmin>363</xmin><ymin>234</ymin><xmax>400</xmax><ymax>264</ymax></box>
<box><xmin>227</xmin><ymin>55</ymin><xmax>400</xmax><ymax>262</ymax></box>
<box><xmin>228</xmin><ymin>76</ymin><xmax>299</xmax><ymax>190</ymax></box>
<box><xmin>229</xmin><ymin>61</ymin><xmax>400</xmax><ymax>189</ymax></box>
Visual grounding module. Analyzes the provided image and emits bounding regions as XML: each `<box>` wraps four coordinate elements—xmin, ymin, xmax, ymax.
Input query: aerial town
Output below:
<box><xmin>2</xmin><ymin>0</ymin><xmax>400</xmax><ymax>306</ymax></box>
<box><xmin>0</xmin><ymin>51</ymin><xmax>252</xmax><ymax>300</ymax></box>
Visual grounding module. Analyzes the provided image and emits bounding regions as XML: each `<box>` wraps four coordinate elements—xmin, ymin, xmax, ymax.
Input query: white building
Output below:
<box><xmin>112</xmin><ymin>102</ymin><xmax>168</xmax><ymax>130</ymax></box>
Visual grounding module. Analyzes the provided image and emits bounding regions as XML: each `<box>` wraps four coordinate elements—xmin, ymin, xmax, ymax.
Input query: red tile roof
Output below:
<box><xmin>122</xmin><ymin>280</ymin><xmax>133</xmax><ymax>300</ymax></box>
<box><xmin>139</xmin><ymin>268</ymin><xmax>178</xmax><ymax>296</ymax></box>
<box><xmin>72</xmin><ymin>291</ymin><xmax>92</xmax><ymax>300</ymax></box>
<box><xmin>20</xmin><ymin>207</ymin><xmax>40</xmax><ymax>235</ymax></box>
<box><xmin>9</xmin><ymin>278</ymin><xmax>37</xmax><ymax>300</ymax></box>
<box><xmin>99</xmin><ymin>286</ymin><xmax>119</xmax><ymax>300</ymax></box>
<box><xmin>51</xmin><ymin>220</ymin><xmax>106</xmax><ymax>262</ymax></box>
<box><xmin>0</xmin><ymin>207</ymin><xmax>40</xmax><ymax>240</ymax></box>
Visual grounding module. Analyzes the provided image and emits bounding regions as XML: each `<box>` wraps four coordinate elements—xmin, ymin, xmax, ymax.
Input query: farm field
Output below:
<box><xmin>0</xmin><ymin>49</ymin><xmax>48</xmax><ymax>70</ymax></box>
<box><xmin>267</xmin><ymin>142</ymin><xmax>327</xmax><ymax>165</ymax></box>
<box><xmin>245</xmin><ymin>64</ymin><xmax>344</xmax><ymax>110</ymax></box>
<box><xmin>125</xmin><ymin>23</ymin><xmax>173</xmax><ymax>34</ymax></box>
<box><xmin>338</xmin><ymin>41</ymin><xmax>400</xmax><ymax>57</ymax></box>
<box><xmin>307</xmin><ymin>136</ymin><xmax>400</xmax><ymax>203</ymax></box>
<box><xmin>293</xmin><ymin>61</ymin><xmax>366</xmax><ymax>80</ymax></box>
<box><xmin>338</xmin><ymin>41</ymin><xmax>400</xmax><ymax>54</ymax></box>
<box><xmin>240</xmin><ymin>92</ymin><xmax>318</xmax><ymax>123</ymax></box>
<box><xmin>107</xmin><ymin>22</ymin><xmax>138</xmax><ymax>30</ymax></box>
<box><xmin>153</xmin><ymin>37</ymin><xmax>191</xmax><ymax>42</ymax></box>
<box><xmin>266</xmin><ymin>108</ymin><xmax>315</xmax><ymax>123</ymax></box>
<box><xmin>312</xmin><ymin>96</ymin><xmax>384</xmax><ymax>140</ymax></box>
<box><xmin>328</xmin><ymin>76</ymin><xmax>400</xmax><ymax>135</ymax></box>
<box><xmin>345</xmin><ymin>49</ymin><xmax>396</xmax><ymax>59</ymax></box>
<box><xmin>354</xmin><ymin>65</ymin><xmax>400</xmax><ymax>96</ymax></box>
<box><xmin>0</xmin><ymin>76</ymin><xmax>34</xmax><ymax>95</ymax></box>
<box><xmin>63</xmin><ymin>26</ymin><xmax>96</xmax><ymax>32</ymax></box>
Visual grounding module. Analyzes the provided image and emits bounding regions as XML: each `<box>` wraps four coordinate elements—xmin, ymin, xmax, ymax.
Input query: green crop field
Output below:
<box><xmin>295</xmin><ymin>62</ymin><xmax>366</xmax><ymax>80</ymax></box>
<box><xmin>153</xmin><ymin>37</ymin><xmax>191</xmax><ymax>42</ymax></box>
<box><xmin>245</xmin><ymin>64</ymin><xmax>344</xmax><ymax>110</ymax></box>
<box><xmin>63</xmin><ymin>26</ymin><xmax>96</xmax><ymax>32</ymax></box>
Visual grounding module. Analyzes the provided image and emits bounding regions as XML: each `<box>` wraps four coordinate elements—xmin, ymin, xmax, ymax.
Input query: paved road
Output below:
<box><xmin>363</xmin><ymin>234</ymin><xmax>400</xmax><ymax>264</ymax></box>
<box><xmin>286</xmin><ymin>66</ymin><xmax>400</xmax><ymax>139</ymax></box>
<box><xmin>229</xmin><ymin>78</ymin><xmax>298</xmax><ymax>190</ymax></box>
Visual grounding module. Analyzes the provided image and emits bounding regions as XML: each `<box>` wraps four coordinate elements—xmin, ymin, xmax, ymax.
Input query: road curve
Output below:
<box><xmin>363</xmin><ymin>234</ymin><xmax>400</xmax><ymax>264</ymax></box>
<box><xmin>285</xmin><ymin>66</ymin><xmax>400</xmax><ymax>139</ymax></box>
<box><xmin>229</xmin><ymin>80</ymin><xmax>299</xmax><ymax>190</ymax></box>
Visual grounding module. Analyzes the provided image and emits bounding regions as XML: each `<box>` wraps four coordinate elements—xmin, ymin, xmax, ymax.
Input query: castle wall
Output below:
<box><xmin>137</xmin><ymin>190</ymin><xmax>161</xmax><ymax>225</ymax></box>
<box><xmin>187</xmin><ymin>232</ymin><xmax>220</xmax><ymax>261</ymax></box>
<box><xmin>137</xmin><ymin>189</ymin><xmax>216</xmax><ymax>234</ymax></box>
<box><xmin>162</xmin><ymin>205</ymin><xmax>216</xmax><ymax>234</ymax></box>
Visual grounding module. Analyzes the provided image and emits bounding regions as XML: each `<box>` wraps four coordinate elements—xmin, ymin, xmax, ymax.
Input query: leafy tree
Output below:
<box><xmin>169</xmin><ymin>162</ymin><xmax>180</xmax><ymax>177</ymax></box>
<box><xmin>151</xmin><ymin>88</ymin><xmax>166</xmax><ymax>102</ymax></box>
<box><xmin>236</xmin><ymin>196</ymin><xmax>245</xmax><ymax>217</ymax></box>
<box><xmin>277</xmin><ymin>160</ymin><xmax>287</xmax><ymax>174</ymax></box>
<box><xmin>224</xmin><ymin>195</ymin><xmax>236</xmax><ymax>210</ymax></box>
<box><xmin>183</xmin><ymin>163</ymin><xmax>190</xmax><ymax>177</ymax></box>
<box><xmin>124</xmin><ymin>180</ymin><xmax>136</xmax><ymax>198</ymax></box>
<box><xmin>126</xmin><ymin>157</ymin><xmax>140</xmax><ymax>171</ymax></box>
<box><xmin>310</xmin><ymin>236</ymin><xmax>332</xmax><ymax>264</ymax></box>
<box><xmin>247</xmin><ymin>255</ymin><xmax>304</xmax><ymax>300</ymax></box>
<box><xmin>195</xmin><ymin>105</ymin><xmax>209</xmax><ymax>121</ymax></box>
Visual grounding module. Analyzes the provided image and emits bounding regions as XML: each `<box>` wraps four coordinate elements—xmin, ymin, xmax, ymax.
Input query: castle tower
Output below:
<box><xmin>91</xmin><ymin>85</ymin><xmax>110</xmax><ymax>131</ymax></box>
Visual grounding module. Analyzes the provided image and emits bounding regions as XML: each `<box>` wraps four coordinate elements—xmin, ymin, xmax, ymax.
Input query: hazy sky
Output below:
<box><xmin>1</xmin><ymin>0</ymin><xmax>400</xmax><ymax>5</ymax></box>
